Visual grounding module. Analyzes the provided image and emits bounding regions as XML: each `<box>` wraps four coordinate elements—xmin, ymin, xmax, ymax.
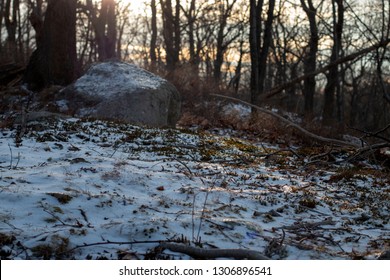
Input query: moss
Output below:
<box><xmin>44</xmin><ymin>218</ymin><xmax>57</xmax><ymax>223</ymax></box>
<box><xmin>299</xmin><ymin>197</ymin><xmax>317</xmax><ymax>208</ymax></box>
<box><xmin>47</xmin><ymin>193</ymin><xmax>73</xmax><ymax>204</ymax></box>
<box><xmin>0</xmin><ymin>233</ymin><xmax>15</xmax><ymax>246</ymax></box>
<box><xmin>297</xmin><ymin>146</ymin><xmax>326</xmax><ymax>156</ymax></box>
<box><xmin>223</xmin><ymin>138</ymin><xmax>259</xmax><ymax>153</ymax></box>
<box><xmin>31</xmin><ymin>235</ymin><xmax>71</xmax><ymax>260</ymax></box>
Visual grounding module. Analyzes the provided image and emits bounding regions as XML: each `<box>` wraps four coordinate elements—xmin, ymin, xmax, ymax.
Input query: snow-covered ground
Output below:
<box><xmin>0</xmin><ymin>117</ymin><xmax>389</xmax><ymax>259</ymax></box>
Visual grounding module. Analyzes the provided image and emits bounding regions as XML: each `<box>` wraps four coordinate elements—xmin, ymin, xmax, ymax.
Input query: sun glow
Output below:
<box><xmin>118</xmin><ymin>0</ymin><xmax>147</xmax><ymax>14</ymax></box>
<box><xmin>92</xmin><ymin>0</ymin><xmax>147</xmax><ymax>15</ymax></box>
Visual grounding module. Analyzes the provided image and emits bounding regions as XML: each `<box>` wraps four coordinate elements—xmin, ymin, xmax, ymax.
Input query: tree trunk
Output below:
<box><xmin>249</xmin><ymin>0</ymin><xmax>263</xmax><ymax>105</ymax></box>
<box><xmin>0</xmin><ymin>0</ymin><xmax>4</xmax><ymax>51</ymax></box>
<box><xmin>86</xmin><ymin>0</ymin><xmax>117</xmax><ymax>61</ymax></box>
<box><xmin>28</xmin><ymin>0</ymin><xmax>44</xmax><ymax>48</ymax></box>
<box><xmin>174</xmin><ymin>0</ymin><xmax>181</xmax><ymax>66</ymax></box>
<box><xmin>98</xmin><ymin>0</ymin><xmax>117</xmax><ymax>61</ymax></box>
<box><xmin>150</xmin><ymin>0</ymin><xmax>158</xmax><ymax>69</ymax></box>
<box><xmin>257</xmin><ymin>0</ymin><xmax>275</xmax><ymax>98</ymax></box>
<box><xmin>24</xmin><ymin>0</ymin><xmax>77</xmax><ymax>90</ymax></box>
<box><xmin>187</xmin><ymin>0</ymin><xmax>196</xmax><ymax>66</ymax></box>
<box><xmin>4</xmin><ymin>0</ymin><xmax>20</xmax><ymax>62</ymax></box>
<box><xmin>300</xmin><ymin>0</ymin><xmax>318</xmax><ymax>117</ymax></box>
<box><xmin>229</xmin><ymin>32</ymin><xmax>244</xmax><ymax>93</ymax></box>
<box><xmin>250</xmin><ymin>0</ymin><xmax>275</xmax><ymax>106</ymax></box>
<box><xmin>213</xmin><ymin>0</ymin><xmax>239</xmax><ymax>85</ymax></box>
<box><xmin>323</xmin><ymin>0</ymin><xmax>344</xmax><ymax>125</ymax></box>
<box><xmin>160</xmin><ymin>0</ymin><xmax>180</xmax><ymax>72</ymax></box>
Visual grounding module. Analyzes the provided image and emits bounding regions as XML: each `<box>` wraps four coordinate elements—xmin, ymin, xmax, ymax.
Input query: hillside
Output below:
<box><xmin>0</xmin><ymin>116</ymin><xmax>389</xmax><ymax>260</ymax></box>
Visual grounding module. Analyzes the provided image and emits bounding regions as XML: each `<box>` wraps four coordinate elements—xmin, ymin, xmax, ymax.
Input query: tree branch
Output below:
<box><xmin>212</xmin><ymin>94</ymin><xmax>361</xmax><ymax>148</ymax></box>
<box><xmin>265</xmin><ymin>39</ymin><xmax>390</xmax><ymax>99</ymax></box>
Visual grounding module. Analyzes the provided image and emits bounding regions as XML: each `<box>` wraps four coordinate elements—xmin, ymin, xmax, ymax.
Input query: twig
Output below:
<box><xmin>174</xmin><ymin>158</ymin><xmax>194</xmax><ymax>176</ymax></box>
<box><xmin>8</xmin><ymin>144</ymin><xmax>13</xmax><ymax>170</ymax></box>
<box><xmin>67</xmin><ymin>239</ymin><xmax>167</xmax><ymax>254</ymax></box>
<box><xmin>276</xmin><ymin>217</ymin><xmax>336</xmax><ymax>231</ymax></box>
<box><xmin>346</xmin><ymin>142</ymin><xmax>390</xmax><ymax>162</ymax></box>
<box><xmin>351</xmin><ymin>123</ymin><xmax>390</xmax><ymax>143</ymax></box>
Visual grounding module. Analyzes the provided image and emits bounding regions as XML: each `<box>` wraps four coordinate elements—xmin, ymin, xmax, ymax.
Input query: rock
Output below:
<box><xmin>61</xmin><ymin>61</ymin><xmax>181</xmax><ymax>127</ymax></box>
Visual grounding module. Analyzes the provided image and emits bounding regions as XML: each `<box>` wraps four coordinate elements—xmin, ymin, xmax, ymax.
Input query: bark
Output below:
<box><xmin>160</xmin><ymin>0</ymin><xmax>180</xmax><ymax>71</ymax></box>
<box><xmin>0</xmin><ymin>1</ymin><xmax>4</xmax><ymax>51</ymax></box>
<box><xmin>174</xmin><ymin>0</ymin><xmax>181</xmax><ymax>65</ymax></box>
<box><xmin>250</xmin><ymin>0</ymin><xmax>275</xmax><ymax>106</ymax></box>
<box><xmin>28</xmin><ymin>0</ymin><xmax>44</xmax><ymax>48</ymax></box>
<box><xmin>323</xmin><ymin>0</ymin><xmax>344</xmax><ymax>125</ymax></box>
<box><xmin>300</xmin><ymin>0</ymin><xmax>318</xmax><ymax>116</ymax></box>
<box><xmin>24</xmin><ymin>0</ymin><xmax>77</xmax><ymax>90</ymax></box>
<box><xmin>186</xmin><ymin>0</ymin><xmax>197</xmax><ymax>65</ymax></box>
<box><xmin>257</xmin><ymin>0</ymin><xmax>275</xmax><ymax>98</ymax></box>
<box><xmin>150</xmin><ymin>0</ymin><xmax>158</xmax><ymax>69</ymax></box>
<box><xmin>229</xmin><ymin>33</ymin><xmax>244</xmax><ymax>93</ymax></box>
<box><xmin>249</xmin><ymin>0</ymin><xmax>263</xmax><ymax>104</ymax></box>
<box><xmin>4</xmin><ymin>0</ymin><xmax>20</xmax><ymax>61</ymax></box>
<box><xmin>87</xmin><ymin>0</ymin><xmax>117</xmax><ymax>61</ymax></box>
<box><xmin>213</xmin><ymin>0</ymin><xmax>238</xmax><ymax>83</ymax></box>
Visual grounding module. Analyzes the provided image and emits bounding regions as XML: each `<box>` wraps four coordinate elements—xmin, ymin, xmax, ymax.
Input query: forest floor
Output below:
<box><xmin>0</xmin><ymin>114</ymin><xmax>389</xmax><ymax>260</ymax></box>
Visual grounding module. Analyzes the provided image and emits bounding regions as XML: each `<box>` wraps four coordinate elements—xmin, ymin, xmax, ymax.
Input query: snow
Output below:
<box><xmin>0</xmin><ymin>117</ymin><xmax>389</xmax><ymax>260</ymax></box>
<box><xmin>74</xmin><ymin>62</ymin><xmax>165</xmax><ymax>99</ymax></box>
<box><xmin>222</xmin><ymin>103</ymin><xmax>251</xmax><ymax>118</ymax></box>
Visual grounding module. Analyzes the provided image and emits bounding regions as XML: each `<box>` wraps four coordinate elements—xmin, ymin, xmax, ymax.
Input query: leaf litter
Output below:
<box><xmin>0</xmin><ymin>117</ymin><xmax>389</xmax><ymax>259</ymax></box>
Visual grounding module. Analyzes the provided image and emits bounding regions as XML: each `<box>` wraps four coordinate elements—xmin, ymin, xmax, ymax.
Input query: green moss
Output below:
<box><xmin>223</xmin><ymin>138</ymin><xmax>259</xmax><ymax>153</ymax></box>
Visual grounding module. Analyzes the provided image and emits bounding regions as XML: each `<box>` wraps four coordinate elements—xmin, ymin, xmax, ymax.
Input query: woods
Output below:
<box><xmin>1</xmin><ymin>1</ymin><xmax>390</xmax><ymax>262</ymax></box>
<box><xmin>1</xmin><ymin>0</ymin><xmax>390</xmax><ymax>132</ymax></box>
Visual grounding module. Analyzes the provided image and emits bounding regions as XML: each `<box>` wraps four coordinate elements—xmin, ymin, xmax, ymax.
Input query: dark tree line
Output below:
<box><xmin>1</xmin><ymin>0</ymin><xmax>390</xmax><ymax>131</ymax></box>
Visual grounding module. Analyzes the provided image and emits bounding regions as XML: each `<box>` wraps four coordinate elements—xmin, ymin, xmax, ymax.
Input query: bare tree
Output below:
<box><xmin>150</xmin><ymin>0</ymin><xmax>158</xmax><ymax>69</ymax></box>
<box><xmin>0</xmin><ymin>0</ymin><xmax>4</xmax><ymax>46</ymax></box>
<box><xmin>86</xmin><ymin>0</ymin><xmax>117</xmax><ymax>61</ymax></box>
<box><xmin>323</xmin><ymin>0</ymin><xmax>344</xmax><ymax>124</ymax></box>
<box><xmin>376</xmin><ymin>0</ymin><xmax>390</xmax><ymax>103</ymax></box>
<box><xmin>27</xmin><ymin>0</ymin><xmax>44</xmax><ymax>48</ymax></box>
<box><xmin>160</xmin><ymin>0</ymin><xmax>181</xmax><ymax>71</ymax></box>
<box><xmin>300</xmin><ymin>0</ymin><xmax>319</xmax><ymax>116</ymax></box>
<box><xmin>213</xmin><ymin>0</ymin><xmax>241</xmax><ymax>84</ymax></box>
<box><xmin>181</xmin><ymin>0</ymin><xmax>212</xmax><ymax>74</ymax></box>
<box><xmin>182</xmin><ymin>0</ymin><xmax>197</xmax><ymax>66</ymax></box>
<box><xmin>3</xmin><ymin>0</ymin><xmax>20</xmax><ymax>62</ymax></box>
<box><xmin>249</xmin><ymin>0</ymin><xmax>276</xmax><ymax>106</ymax></box>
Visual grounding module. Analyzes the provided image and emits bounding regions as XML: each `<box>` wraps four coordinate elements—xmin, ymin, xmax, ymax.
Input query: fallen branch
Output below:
<box><xmin>212</xmin><ymin>94</ymin><xmax>360</xmax><ymax>148</ymax></box>
<box><xmin>346</xmin><ymin>142</ymin><xmax>390</xmax><ymax>163</ymax></box>
<box><xmin>159</xmin><ymin>242</ymin><xmax>271</xmax><ymax>260</ymax></box>
<box><xmin>351</xmin><ymin>123</ymin><xmax>390</xmax><ymax>144</ymax></box>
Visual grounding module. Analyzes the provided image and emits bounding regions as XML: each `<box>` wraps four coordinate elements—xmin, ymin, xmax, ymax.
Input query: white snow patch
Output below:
<box><xmin>222</xmin><ymin>103</ymin><xmax>251</xmax><ymax>118</ymax></box>
<box><xmin>74</xmin><ymin>62</ymin><xmax>165</xmax><ymax>98</ymax></box>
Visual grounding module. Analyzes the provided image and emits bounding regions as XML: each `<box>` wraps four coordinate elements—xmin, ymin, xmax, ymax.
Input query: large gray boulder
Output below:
<box><xmin>62</xmin><ymin>61</ymin><xmax>181</xmax><ymax>127</ymax></box>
